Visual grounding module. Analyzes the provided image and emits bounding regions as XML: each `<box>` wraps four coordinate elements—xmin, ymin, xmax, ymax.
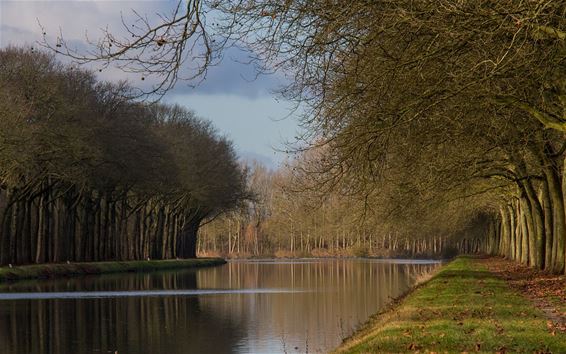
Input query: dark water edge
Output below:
<box><xmin>0</xmin><ymin>258</ymin><xmax>441</xmax><ymax>354</ymax></box>
<box><xmin>0</xmin><ymin>258</ymin><xmax>226</xmax><ymax>282</ymax></box>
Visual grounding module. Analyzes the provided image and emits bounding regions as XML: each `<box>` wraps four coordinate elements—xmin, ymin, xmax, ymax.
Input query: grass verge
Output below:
<box><xmin>0</xmin><ymin>258</ymin><xmax>226</xmax><ymax>282</ymax></box>
<box><xmin>334</xmin><ymin>256</ymin><xmax>565</xmax><ymax>353</ymax></box>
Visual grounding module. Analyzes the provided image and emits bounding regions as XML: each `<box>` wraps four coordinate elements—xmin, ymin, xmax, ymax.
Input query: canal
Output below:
<box><xmin>0</xmin><ymin>258</ymin><xmax>440</xmax><ymax>353</ymax></box>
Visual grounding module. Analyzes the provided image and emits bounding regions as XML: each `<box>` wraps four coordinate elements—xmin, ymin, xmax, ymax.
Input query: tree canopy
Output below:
<box><xmin>0</xmin><ymin>46</ymin><xmax>246</xmax><ymax>265</ymax></box>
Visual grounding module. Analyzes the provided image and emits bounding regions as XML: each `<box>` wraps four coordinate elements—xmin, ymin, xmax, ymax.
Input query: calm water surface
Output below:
<box><xmin>0</xmin><ymin>258</ymin><xmax>440</xmax><ymax>353</ymax></box>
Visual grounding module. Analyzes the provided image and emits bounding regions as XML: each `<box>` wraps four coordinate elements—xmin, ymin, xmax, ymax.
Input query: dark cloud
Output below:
<box><xmin>0</xmin><ymin>1</ymin><xmax>284</xmax><ymax>98</ymax></box>
<box><xmin>170</xmin><ymin>47</ymin><xmax>284</xmax><ymax>98</ymax></box>
<box><xmin>0</xmin><ymin>0</ymin><xmax>299</xmax><ymax>166</ymax></box>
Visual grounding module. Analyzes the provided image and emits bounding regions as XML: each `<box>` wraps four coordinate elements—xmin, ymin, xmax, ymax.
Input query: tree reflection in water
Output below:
<box><xmin>0</xmin><ymin>259</ymin><xmax>440</xmax><ymax>353</ymax></box>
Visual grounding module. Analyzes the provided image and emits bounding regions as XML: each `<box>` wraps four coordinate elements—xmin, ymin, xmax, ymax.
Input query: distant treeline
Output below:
<box><xmin>198</xmin><ymin>162</ymin><xmax>482</xmax><ymax>259</ymax></box>
<box><xmin>0</xmin><ymin>47</ymin><xmax>246</xmax><ymax>265</ymax></box>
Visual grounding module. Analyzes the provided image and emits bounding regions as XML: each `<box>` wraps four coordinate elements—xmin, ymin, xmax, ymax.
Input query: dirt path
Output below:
<box><xmin>479</xmin><ymin>257</ymin><xmax>566</xmax><ymax>334</ymax></box>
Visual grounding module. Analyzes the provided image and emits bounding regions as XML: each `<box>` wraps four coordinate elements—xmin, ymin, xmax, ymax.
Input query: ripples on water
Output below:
<box><xmin>0</xmin><ymin>258</ymin><xmax>441</xmax><ymax>353</ymax></box>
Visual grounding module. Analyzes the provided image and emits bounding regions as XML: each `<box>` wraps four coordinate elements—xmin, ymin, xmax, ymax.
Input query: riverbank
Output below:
<box><xmin>0</xmin><ymin>258</ymin><xmax>226</xmax><ymax>282</ymax></box>
<box><xmin>335</xmin><ymin>256</ymin><xmax>566</xmax><ymax>353</ymax></box>
<box><xmin>201</xmin><ymin>248</ymin><xmax>448</xmax><ymax>260</ymax></box>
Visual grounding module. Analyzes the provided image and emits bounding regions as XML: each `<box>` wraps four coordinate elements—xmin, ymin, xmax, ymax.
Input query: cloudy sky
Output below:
<box><xmin>0</xmin><ymin>0</ymin><xmax>300</xmax><ymax>168</ymax></box>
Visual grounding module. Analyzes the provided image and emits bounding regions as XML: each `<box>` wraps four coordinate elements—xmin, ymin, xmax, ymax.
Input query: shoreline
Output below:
<box><xmin>334</xmin><ymin>256</ymin><xmax>565</xmax><ymax>353</ymax></box>
<box><xmin>225</xmin><ymin>257</ymin><xmax>445</xmax><ymax>265</ymax></box>
<box><xmin>211</xmin><ymin>252</ymin><xmax>447</xmax><ymax>261</ymax></box>
<box><xmin>0</xmin><ymin>258</ymin><xmax>226</xmax><ymax>282</ymax></box>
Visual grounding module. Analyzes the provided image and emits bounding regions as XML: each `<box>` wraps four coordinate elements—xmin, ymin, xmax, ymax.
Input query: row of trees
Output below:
<box><xmin>42</xmin><ymin>1</ymin><xmax>565</xmax><ymax>272</ymax></box>
<box><xmin>0</xmin><ymin>47</ymin><xmax>246</xmax><ymax>265</ymax></box>
<box><xmin>237</xmin><ymin>1</ymin><xmax>566</xmax><ymax>273</ymax></box>
<box><xmin>196</xmin><ymin>1</ymin><xmax>565</xmax><ymax>272</ymax></box>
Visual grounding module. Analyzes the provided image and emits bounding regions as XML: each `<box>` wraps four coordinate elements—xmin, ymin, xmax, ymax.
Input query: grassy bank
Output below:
<box><xmin>335</xmin><ymin>257</ymin><xmax>565</xmax><ymax>353</ymax></box>
<box><xmin>0</xmin><ymin>258</ymin><xmax>226</xmax><ymax>282</ymax></box>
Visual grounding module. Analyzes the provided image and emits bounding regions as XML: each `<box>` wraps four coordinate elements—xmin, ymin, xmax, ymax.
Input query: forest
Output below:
<box><xmin>0</xmin><ymin>47</ymin><xmax>246</xmax><ymax>265</ymax></box>
<box><xmin>185</xmin><ymin>0</ymin><xmax>566</xmax><ymax>274</ymax></box>
<box><xmin>1</xmin><ymin>1</ymin><xmax>565</xmax><ymax>275</ymax></box>
<box><xmin>198</xmin><ymin>161</ymin><xmax>472</xmax><ymax>259</ymax></box>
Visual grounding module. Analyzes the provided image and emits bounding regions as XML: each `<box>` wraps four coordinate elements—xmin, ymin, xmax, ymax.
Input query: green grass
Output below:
<box><xmin>0</xmin><ymin>258</ymin><xmax>226</xmax><ymax>282</ymax></box>
<box><xmin>335</xmin><ymin>257</ymin><xmax>565</xmax><ymax>353</ymax></box>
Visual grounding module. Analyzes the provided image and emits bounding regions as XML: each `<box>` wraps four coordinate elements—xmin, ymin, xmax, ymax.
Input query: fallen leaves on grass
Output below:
<box><xmin>481</xmin><ymin>258</ymin><xmax>566</xmax><ymax>333</ymax></box>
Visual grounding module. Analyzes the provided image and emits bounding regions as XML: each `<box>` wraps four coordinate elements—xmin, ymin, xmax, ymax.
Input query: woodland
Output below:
<box><xmin>191</xmin><ymin>0</ymin><xmax>565</xmax><ymax>273</ymax></box>
<box><xmin>0</xmin><ymin>48</ymin><xmax>246</xmax><ymax>265</ymax></box>
<box><xmin>1</xmin><ymin>1</ymin><xmax>565</xmax><ymax>274</ymax></box>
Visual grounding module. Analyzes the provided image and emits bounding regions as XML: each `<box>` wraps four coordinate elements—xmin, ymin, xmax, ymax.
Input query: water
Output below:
<box><xmin>0</xmin><ymin>258</ymin><xmax>440</xmax><ymax>353</ymax></box>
